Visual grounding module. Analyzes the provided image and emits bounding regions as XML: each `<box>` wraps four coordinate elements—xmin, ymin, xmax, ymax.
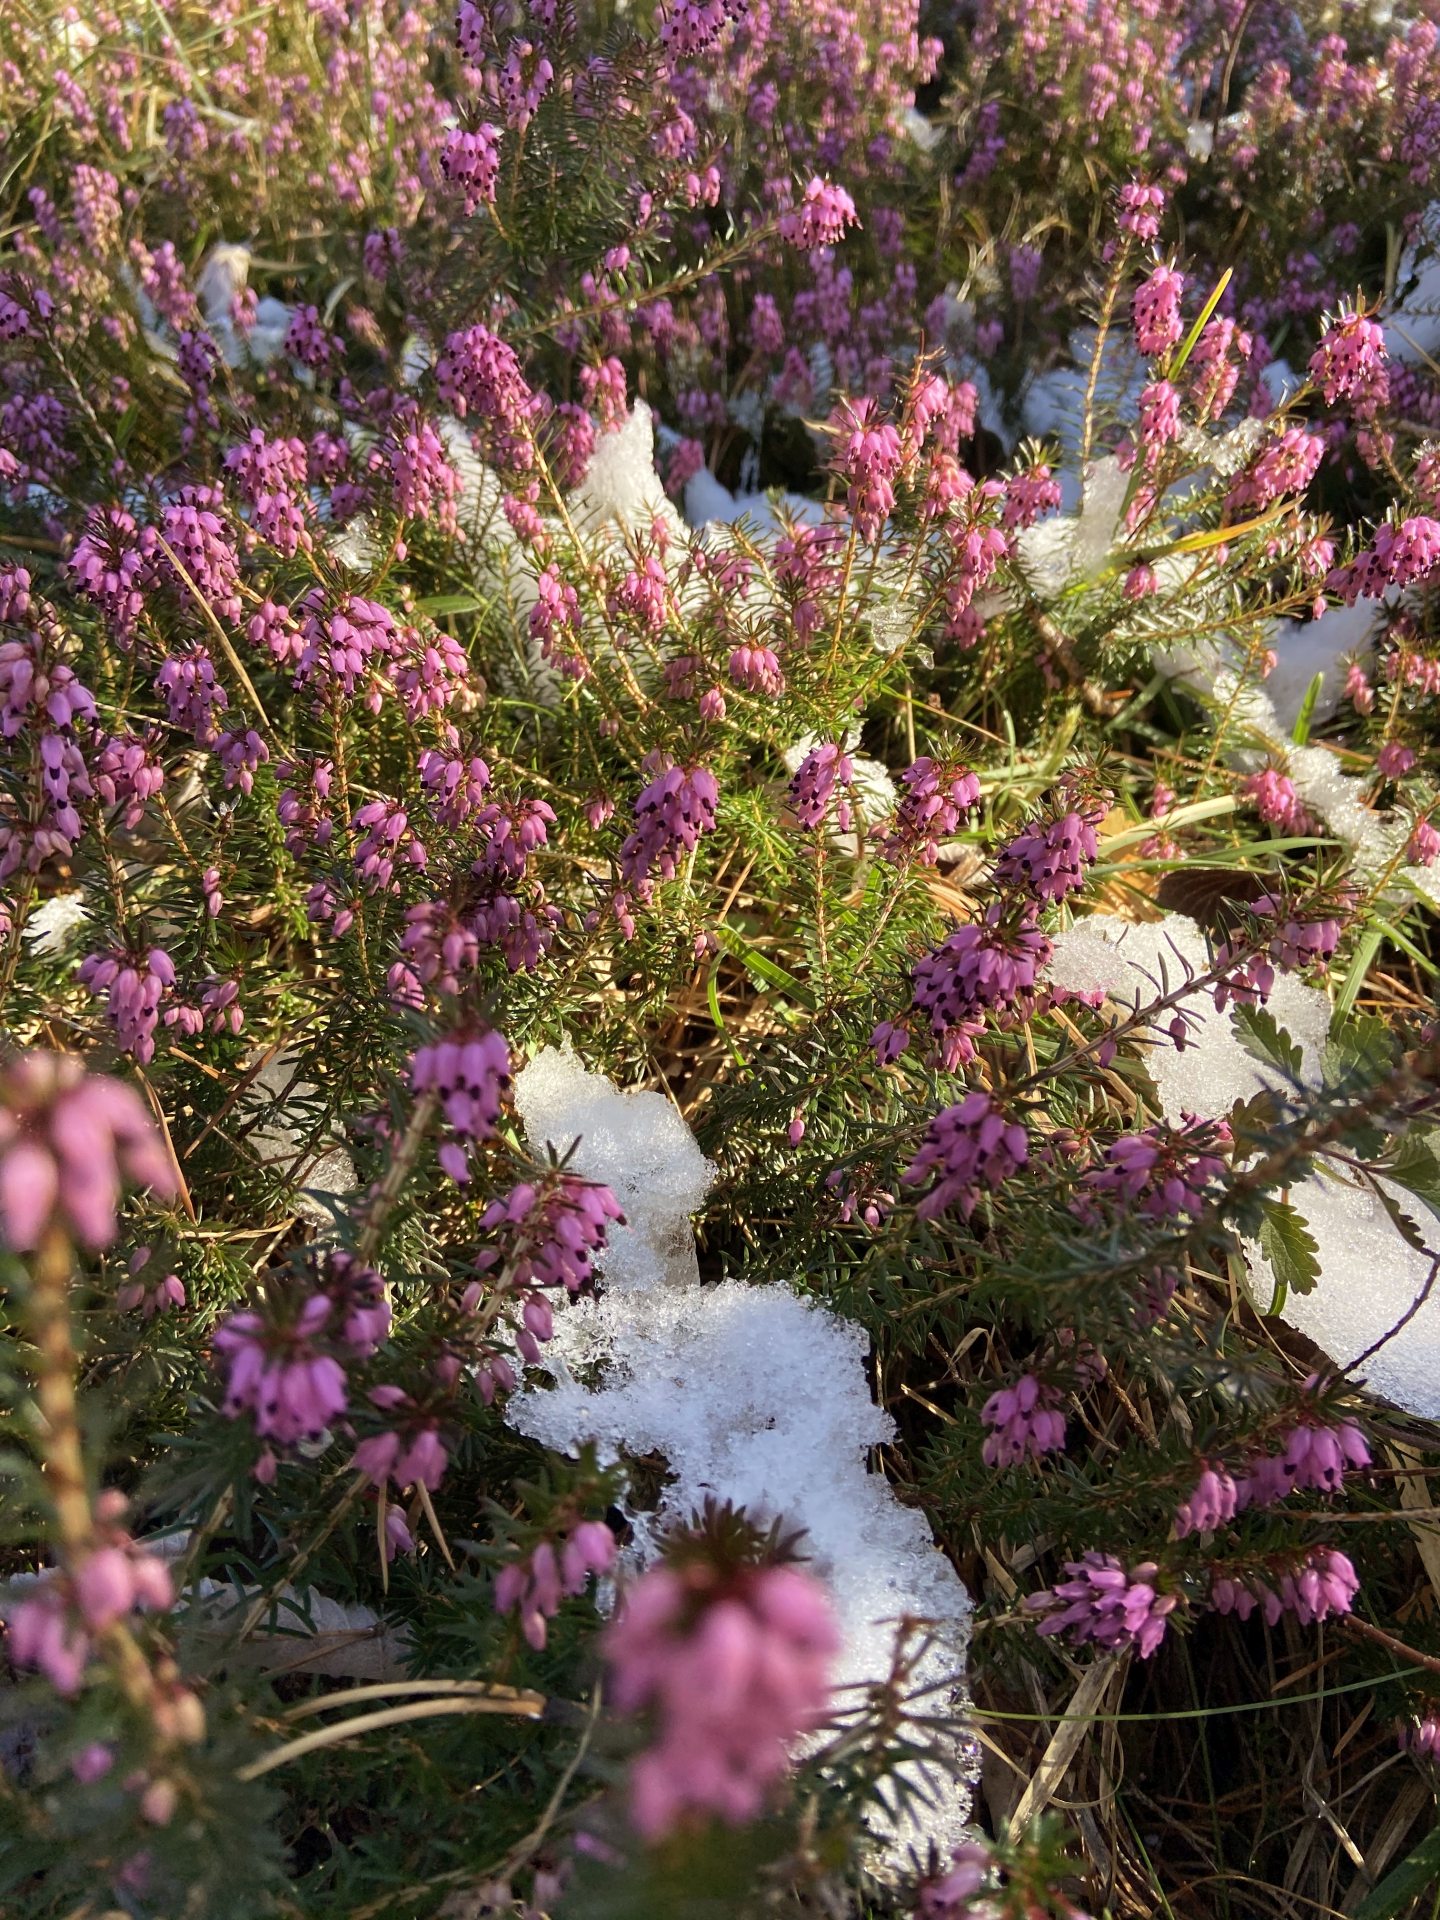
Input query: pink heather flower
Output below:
<box><xmin>1117</xmin><ymin>182</ymin><xmax>1165</xmax><ymax>242</ymax></box>
<box><xmin>1327</xmin><ymin>516</ymin><xmax>1440</xmax><ymax>602</ymax></box>
<box><xmin>351</xmin><ymin>1390</ymin><xmax>450</xmax><ymax>1492</ymax></box>
<box><xmin>213</xmin><ymin>1295</ymin><xmax>350</xmax><ymax>1445</ymax></box>
<box><xmin>1002</xmin><ymin>463</ymin><xmax>1062</xmax><ymax>531</ymax></box>
<box><xmin>418</xmin><ymin>747</ymin><xmax>492</xmax><ymax>829</ymax></box>
<box><xmin>72</xmin><ymin>1543</ymin><xmax>174</xmax><ymax>1632</ymax></box>
<box><xmin>1211</xmin><ymin>942</ymin><xmax>1276</xmax><ymax>1012</ymax></box>
<box><xmin>1132</xmin><ymin>264</ymin><xmax>1185</xmax><ymax>357</ymax></box>
<box><xmin>5</xmin><ymin>1586</ymin><xmax>91</xmax><ymax>1693</ymax></box>
<box><xmin>478</xmin><ymin>1171</ymin><xmax>624</xmax><ymax>1294</ymax></box>
<box><xmin>871</xmin><ymin>1020</ymin><xmax>910</xmax><ymax>1066</ymax></box>
<box><xmin>1228</xmin><ymin>427</ymin><xmax>1325</xmax><ymax>513</ymax></box>
<box><xmin>530</xmin><ymin>564</ymin><xmax>585</xmax><ymax>677</ymax></box>
<box><xmin>154</xmin><ymin>648</ymin><xmax>229</xmax><ymax>745</ymax></box>
<box><xmin>550</xmin><ymin>403</ymin><xmax>596</xmax><ymax>491</ymax></box>
<box><xmin>1175</xmin><ymin>1465</ymin><xmax>1240</xmax><ymax>1538</ymax></box>
<box><xmin>727</xmin><ymin>643</ymin><xmax>784</xmax><ymax>694</ymax></box>
<box><xmin>664</xmin><ymin>434</ymin><xmax>705</xmax><ymax>499</ymax></box>
<box><xmin>217</xmin><ymin>728</ymin><xmax>269</xmax><ymax>795</ymax></box>
<box><xmin>434</xmin><ymin>324</ymin><xmax>538</xmax><ymax>471</ymax></box>
<box><xmin>441</xmin><ymin>123</ymin><xmax>502</xmax><ymax>215</ymax></box>
<box><xmin>1082</xmin><ymin>1118</ymin><xmax>1230</xmax><ymax>1222</ymax></box>
<box><xmin>410</xmin><ymin>1029</ymin><xmax>512</xmax><ymax>1184</ymax></box>
<box><xmin>1408</xmin><ymin>819</ymin><xmax>1440</xmax><ymax>866</ymax></box>
<box><xmin>157</xmin><ymin>487</ymin><xmax>242</xmax><ymax>624</ymax></box>
<box><xmin>1025</xmin><ymin>1552</ymin><xmax>1177</xmax><ymax>1658</ymax></box>
<box><xmin>0</xmin><ymin>630</ymin><xmax>95</xmax><ymax>738</ymax></box>
<box><xmin>117</xmin><ymin>1248</ymin><xmax>187</xmax><ymax>1318</ymax></box>
<box><xmin>603</xmin><ymin>1559</ymin><xmax>839</xmax><ymax>1840</ymax></box>
<box><xmin>1415</xmin><ymin>443</ymin><xmax>1440</xmax><ymax>510</ymax></box>
<box><xmin>68</xmin><ymin>505</ymin><xmax>156</xmax><ymax>635</ymax></box>
<box><xmin>1267</xmin><ymin>903</ymin><xmax>1343</xmax><ymax>976</ymax></box>
<box><xmin>494</xmin><ymin>1520</ymin><xmax>616</xmax><ymax>1650</ymax></box>
<box><xmin>833</xmin><ymin>397</ymin><xmax>903</xmax><ymax>538</ymax></box>
<box><xmin>659</xmin><ymin>0</ymin><xmax>747</xmax><ymax>58</ymax></box>
<box><xmin>293</xmin><ymin>595</ymin><xmax>403</xmax><ymax>710</ymax></box>
<box><xmin>1346</xmin><ymin>660</ymin><xmax>1374</xmax><ymax>712</ymax></box>
<box><xmin>608</xmin><ymin>554</ymin><xmax>668</xmax><ymax>635</ymax></box>
<box><xmin>285</xmin><ymin>304</ymin><xmax>336</xmax><ymax>373</ymax></box>
<box><xmin>911</xmin><ymin>906</ymin><xmax>1052</xmax><ymax>1061</ymax></box>
<box><xmin>71</xmin><ymin>1742</ymin><xmax>114</xmax><ymax>1783</ymax></box>
<box><xmin>1188</xmin><ymin>314</ymin><xmax>1253</xmax><ymax>423</ymax></box>
<box><xmin>352</xmin><ymin>797</ymin><xmax>428</xmax><ymax>894</ymax></box>
<box><xmin>319</xmin><ymin>1251</ymin><xmax>391</xmax><ymax>1356</ymax></box>
<box><xmin>471</xmin><ymin>793</ymin><xmax>556</xmax><ymax>882</ymax></box>
<box><xmin>78</xmin><ymin>947</ymin><xmax>176</xmax><ymax>1064</ymax></box>
<box><xmin>0</xmin><ymin>1052</ymin><xmax>175</xmax><ymax>1251</ymax></box>
<box><xmin>748</xmin><ymin>294</ymin><xmax>784</xmax><ymax>358</ymax></box>
<box><xmin>1138</xmin><ymin>379</ymin><xmax>1181</xmax><ymax>453</ymax></box>
<box><xmin>1245</xmin><ymin>767</ymin><xmax>1306</xmax><ymax>831</ymax></box>
<box><xmin>1309</xmin><ymin>309</ymin><xmax>1389</xmax><ymax>414</ymax></box>
<box><xmin>903</xmin><ymin>1090</ymin><xmax>1029</xmax><ymax>1222</ymax></box>
<box><xmin>1209</xmin><ymin>1547</ymin><xmax>1359</xmax><ymax>1628</ymax></box>
<box><xmin>224</xmin><ymin>428</ymin><xmax>312</xmax><ymax>558</ymax></box>
<box><xmin>620</xmin><ymin>757</ymin><xmax>719</xmax><ymax>897</ymax></box>
<box><xmin>1228</xmin><ymin>1417</ymin><xmax>1371</xmax><ymax>1514</ymax></box>
<box><xmin>572</xmin><ymin>355</ymin><xmax>625</xmax><ymax>435</ymax></box>
<box><xmin>981</xmin><ymin>1374</ymin><xmax>1065</xmax><ymax>1468</ymax></box>
<box><xmin>943</xmin><ymin>523</ymin><xmax>1009</xmax><ymax>635</ymax></box>
<box><xmin>994</xmin><ymin>805</ymin><xmax>1103</xmax><ymax>905</ymax></box>
<box><xmin>4</xmin><ymin>1493</ymin><xmax>175</xmax><ymax>1692</ymax></box>
<box><xmin>879</xmin><ymin>756</ymin><xmax>981</xmax><ymax>866</ymax></box>
<box><xmin>916</xmin><ymin>1841</ymin><xmax>993</xmax><ymax>1917</ymax></box>
<box><xmin>1378</xmin><ymin>740</ymin><xmax>1417</xmax><ymax>779</ymax></box>
<box><xmin>788</xmin><ymin>741</ymin><xmax>854</xmax><ymax>832</ymax></box>
<box><xmin>779</xmin><ymin>177</ymin><xmax>858</xmax><ymax>252</ymax></box>
<box><xmin>494</xmin><ymin>40</ymin><xmax>554</xmax><ymax>129</ymax></box>
<box><xmin>385</xmin><ymin>411</ymin><xmax>462</xmax><ymax>534</ymax></box>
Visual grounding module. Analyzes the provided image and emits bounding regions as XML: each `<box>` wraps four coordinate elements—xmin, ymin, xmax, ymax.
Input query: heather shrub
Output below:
<box><xmin>1</xmin><ymin>3</ymin><xmax>1440</xmax><ymax>1918</ymax></box>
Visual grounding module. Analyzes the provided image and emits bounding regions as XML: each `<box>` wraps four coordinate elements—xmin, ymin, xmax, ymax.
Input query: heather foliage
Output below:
<box><xmin>2</xmin><ymin>2</ymin><xmax>1440</xmax><ymax>1917</ymax></box>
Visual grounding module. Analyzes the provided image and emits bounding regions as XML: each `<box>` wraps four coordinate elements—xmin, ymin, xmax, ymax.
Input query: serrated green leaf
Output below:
<box><xmin>1258</xmin><ymin>1198</ymin><xmax>1321</xmax><ymax>1309</ymax></box>
<box><xmin>1233</xmin><ymin>1003</ymin><xmax>1304</xmax><ymax>1080</ymax></box>
<box><xmin>1352</xmin><ymin>1823</ymin><xmax>1440</xmax><ymax>1920</ymax></box>
<box><xmin>1373</xmin><ymin>1182</ymin><xmax>1431</xmax><ymax>1255</ymax></box>
<box><xmin>1378</xmin><ymin>1130</ymin><xmax>1440</xmax><ymax>1231</ymax></box>
<box><xmin>1325</xmin><ymin>1010</ymin><xmax>1399</xmax><ymax>1088</ymax></box>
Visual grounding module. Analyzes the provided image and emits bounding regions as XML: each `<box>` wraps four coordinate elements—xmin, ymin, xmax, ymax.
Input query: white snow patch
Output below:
<box><xmin>569</xmin><ymin>400</ymin><xmax>686</xmax><ymax>544</ymax></box>
<box><xmin>1264</xmin><ymin>597</ymin><xmax>1387</xmax><ymax>733</ymax></box>
<box><xmin>506</xmin><ymin>1046</ymin><xmax>976</xmax><ymax>1858</ymax></box>
<box><xmin>22</xmin><ymin>891</ymin><xmax>89</xmax><ymax>956</ymax></box>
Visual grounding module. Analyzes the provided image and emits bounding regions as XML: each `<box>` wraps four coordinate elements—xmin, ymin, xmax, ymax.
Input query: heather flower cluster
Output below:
<box><xmin>904</xmin><ymin>1091</ymin><xmax>1029</xmax><ymax>1222</ymax></box>
<box><xmin>1024</xmin><ymin>1552</ymin><xmax>1177</xmax><ymax>1659</ymax></box>
<box><xmin>0</xmin><ymin>1052</ymin><xmax>175</xmax><ymax>1252</ymax></box>
<box><xmin>4</xmin><ymin>1492</ymin><xmax>176</xmax><ymax>1696</ymax></box>
<box><xmin>604</xmin><ymin>1550</ymin><xmax>840</xmax><ymax>1839</ymax></box>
